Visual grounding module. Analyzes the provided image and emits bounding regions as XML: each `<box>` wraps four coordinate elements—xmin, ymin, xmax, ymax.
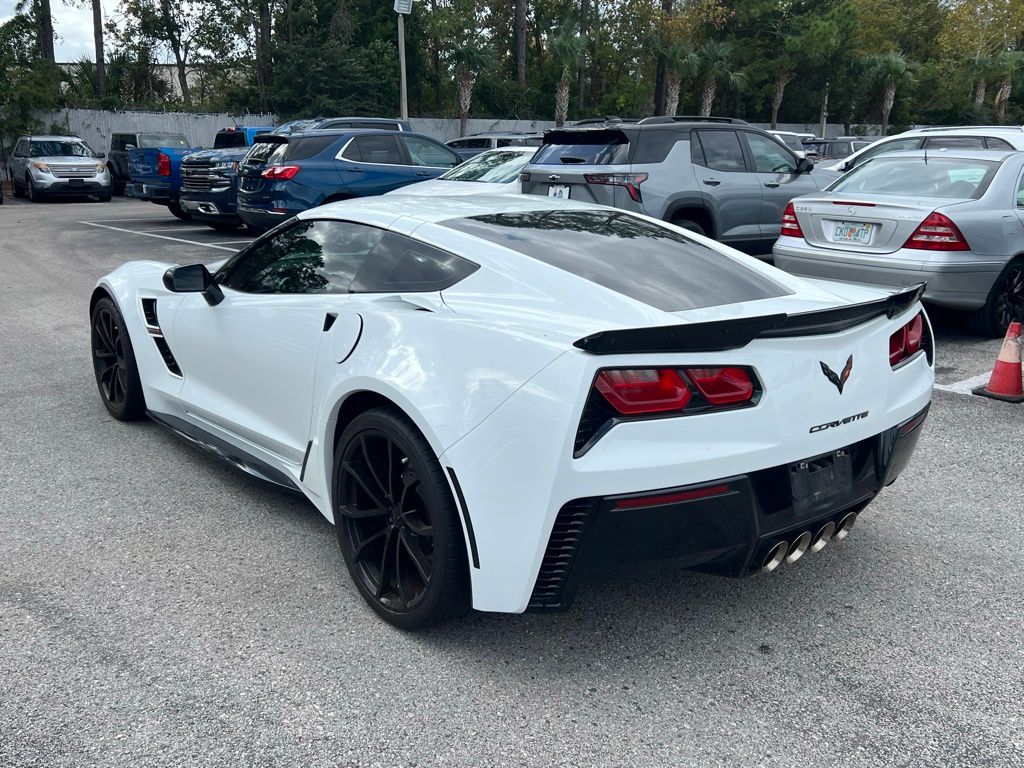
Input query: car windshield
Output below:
<box><xmin>30</xmin><ymin>140</ymin><xmax>93</xmax><ymax>157</ymax></box>
<box><xmin>137</xmin><ymin>134</ymin><xmax>190</xmax><ymax>148</ymax></box>
<box><xmin>440</xmin><ymin>150</ymin><xmax>534</xmax><ymax>183</ymax></box>
<box><xmin>831</xmin><ymin>157</ymin><xmax>1000</xmax><ymax>199</ymax></box>
<box><xmin>774</xmin><ymin>134</ymin><xmax>804</xmax><ymax>152</ymax></box>
<box><xmin>443</xmin><ymin>209</ymin><xmax>791</xmax><ymax>312</ymax></box>
<box><xmin>244</xmin><ymin>140</ymin><xmax>283</xmax><ymax>165</ymax></box>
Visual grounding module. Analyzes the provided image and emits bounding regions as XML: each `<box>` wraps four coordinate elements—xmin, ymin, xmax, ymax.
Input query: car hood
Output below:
<box><xmin>32</xmin><ymin>155</ymin><xmax>102</xmax><ymax>165</ymax></box>
<box><xmin>388</xmin><ymin>178</ymin><xmax>518</xmax><ymax>196</ymax></box>
<box><xmin>183</xmin><ymin>148</ymin><xmax>248</xmax><ymax>163</ymax></box>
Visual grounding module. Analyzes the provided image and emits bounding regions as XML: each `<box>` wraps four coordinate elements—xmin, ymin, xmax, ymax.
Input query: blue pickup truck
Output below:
<box><xmin>129</xmin><ymin>126</ymin><xmax>272</xmax><ymax>221</ymax></box>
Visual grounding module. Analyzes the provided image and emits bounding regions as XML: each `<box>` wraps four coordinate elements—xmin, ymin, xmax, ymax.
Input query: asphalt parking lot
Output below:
<box><xmin>1</xmin><ymin>197</ymin><xmax>1022</xmax><ymax>768</ymax></box>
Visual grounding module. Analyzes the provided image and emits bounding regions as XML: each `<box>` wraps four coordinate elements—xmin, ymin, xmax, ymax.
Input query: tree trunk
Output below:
<box><xmin>92</xmin><ymin>0</ymin><xmax>106</xmax><ymax>97</ymax></box>
<box><xmin>555</xmin><ymin>76</ymin><xmax>569</xmax><ymax>127</ymax></box>
<box><xmin>819</xmin><ymin>80</ymin><xmax>829</xmax><ymax>138</ymax></box>
<box><xmin>665</xmin><ymin>71</ymin><xmax>680</xmax><ymax>117</ymax></box>
<box><xmin>994</xmin><ymin>75</ymin><xmax>1011</xmax><ymax>123</ymax></box>
<box><xmin>880</xmin><ymin>82</ymin><xmax>896</xmax><ymax>137</ymax></box>
<box><xmin>175</xmin><ymin>57</ymin><xmax>191</xmax><ymax>108</ymax></box>
<box><xmin>456</xmin><ymin>70</ymin><xmax>475</xmax><ymax>136</ymax></box>
<box><xmin>36</xmin><ymin>0</ymin><xmax>55</xmax><ymax>63</ymax></box>
<box><xmin>430</xmin><ymin>0</ymin><xmax>441</xmax><ymax>112</ymax></box>
<box><xmin>973</xmin><ymin>79</ymin><xmax>987</xmax><ymax>109</ymax></box>
<box><xmin>577</xmin><ymin>0</ymin><xmax>589</xmax><ymax>112</ymax></box>
<box><xmin>700</xmin><ymin>75</ymin><xmax>716</xmax><ymax>116</ymax></box>
<box><xmin>514</xmin><ymin>0</ymin><xmax>527</xmax><ymax>87</ymax></box>
<box><xmin>769</xmin><ymin>73</ymin><xmax>792</xmax><ymax>130</ymax></box>
<box><xmin>255</xmin><ymin>0</ymin><xmax>272</xmax><ymax>112</ymax></box>
<box><xmin>653</xmin><ymin>0</ymin><xmax>672</xmax><ymax>115</ymax></box>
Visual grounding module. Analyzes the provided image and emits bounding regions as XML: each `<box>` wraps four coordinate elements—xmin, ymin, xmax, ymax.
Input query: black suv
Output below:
<box><xmin>520</xmin><ymin>116</ymin><xmax>837</xmax><ymax>254</ymax></box>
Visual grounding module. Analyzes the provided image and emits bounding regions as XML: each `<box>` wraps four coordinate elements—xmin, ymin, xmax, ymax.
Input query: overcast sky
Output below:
<box><xmin>0</xmin><ymin>0</ymin><xmax>103</xmax><ymax>62</ymax></box>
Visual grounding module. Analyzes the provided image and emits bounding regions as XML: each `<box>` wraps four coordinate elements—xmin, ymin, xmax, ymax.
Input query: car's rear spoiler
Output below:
<box><xmin>573</xmin><ymin>284</ymin><xmax>925</xmax><ymax>355</ymax></box>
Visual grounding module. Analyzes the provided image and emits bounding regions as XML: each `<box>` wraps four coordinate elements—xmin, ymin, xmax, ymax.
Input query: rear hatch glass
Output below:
<box><xmin>532</xmin><ymin>130</ymin><xmax>629</xmax><ymax>165</ymax></box>
<box><xmin>443</xmin><ymin>209</ymin><xmax>791</xmax><ymax>312</ymax></box>
<box><xmin>239</xmin><ymin>139</ymin><xmax>287</xmax><ymax>196</ymax></box>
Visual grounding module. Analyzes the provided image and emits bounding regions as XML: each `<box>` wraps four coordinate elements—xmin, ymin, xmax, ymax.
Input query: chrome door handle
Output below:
<box><xmin>702</xmin><ymin>178</ymin><xmax>721</xmax><ymax>186</ymax></box>
<box><xmin>415</xmin><ymin>171</ymin><xmax>432</xmax><ymax>177</ymax></box>
<box><xmin>764</xmin><ymin>181</ymin><xmax>780</xmax><ymax>188</ymax></box>
<box><xmin>344</xmin><ymin>167</ymin><xmax>363</xmax><ymax>173</ymax></box>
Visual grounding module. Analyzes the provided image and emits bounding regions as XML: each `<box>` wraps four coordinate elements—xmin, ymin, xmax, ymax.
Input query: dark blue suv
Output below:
<box><xmin>236</xmin><ymin>129</ymin><xmax>462</xmax><ymax>231</ymax></box>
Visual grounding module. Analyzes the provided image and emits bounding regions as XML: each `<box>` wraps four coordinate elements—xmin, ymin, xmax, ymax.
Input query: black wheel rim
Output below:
<box><xmin>337</xmin><ymin>430</ymin><xmax>434</xmax><ymax>611</ymax></box>
<box><xmin>995</xmin><ymin>264</ymin><xmax>1024</xmax><ymax>330</ymax></box>
<box><xmin>92</xmin><ymin>307</ymin><xmax>128</xmax><ymax>406</ymax></box>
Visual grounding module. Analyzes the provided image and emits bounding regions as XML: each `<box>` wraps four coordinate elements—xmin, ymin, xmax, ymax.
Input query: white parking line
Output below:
<box><xmin>141</xmin><ymin>226</ymin><xmax>216</xmax><ymax>233</ymax></box>
<box><xmin>934</xmin><ymin>372</ymin><xmax>990</xmax><ymax>395</ymax></box>
<box><xmin>79</xmin><ymin>221</ymin><xmax>238</xmax><ymax>251</ymax></box>
<box><xmin>211</xmin><ymin>240</ymin><xmax>253</xmax><ymax>245</ymax></box>
<box><xmin>90</xmin><ymin>217</ymin><xmax>182</xmax><ymax>224</ymax></box>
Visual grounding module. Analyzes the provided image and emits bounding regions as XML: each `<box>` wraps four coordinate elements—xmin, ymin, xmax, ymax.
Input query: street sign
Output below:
<box><xmin>394</xmin><ymin>0</ymin><xmax>412</xmax><ymax>14</ymax></box>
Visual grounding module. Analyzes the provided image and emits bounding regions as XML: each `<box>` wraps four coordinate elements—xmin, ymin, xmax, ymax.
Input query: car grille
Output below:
<box><xmin>528</xmin><ymin>499</ymin><xmax>594</xmax><ymax>609</ymax></box>
<box><xmin>181</xmin><ymin>164</ymin><xmax>230</xmax><ymax>192</ymax></box>
<box><xmin>49</xmin><ymin>164</ymin><xmax>96</xmax><ymax>178</ymax></box>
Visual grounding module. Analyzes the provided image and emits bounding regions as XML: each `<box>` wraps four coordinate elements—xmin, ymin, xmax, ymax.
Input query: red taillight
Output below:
<box><xmin>686</xmin><ymin>367</ymin><xmax>755</xmax><ymax>405</ymax></box>
<box><xmin>902</xmin><ymin>212</ymin><xmax>969</xmax><ymax>251</ymax></box>
<box><xmin>595</xmin><ymin>368</ymin><xmax>690</xmax><ymax>415</ymax></box>
<box><xmin>889</xmin><ymin>312</ymin><xmax>927</xmax><ymax>367</ymax></box>
<box><xmin>584</xmin><ymin>173</ymin><xmax>648</xmax><ymax>202</ymax></box>
<box><xmin>261</xmin><ymin>165</ymin><xmax>300</xmax><ymax>180</ymax></box>
<box><xmin>781</xmin><ymin>202</ymin><xmax>804</xmax><ymax>238</ymax></box>
<box><xmin>613</xmin><ymin>484</ymin><xmax>731</xmax><ymax>510</ymax></box>
<box><xmin>157</xmin><ymin>152</ymin><xmax>170</xmax><ymax>177</ymax></box>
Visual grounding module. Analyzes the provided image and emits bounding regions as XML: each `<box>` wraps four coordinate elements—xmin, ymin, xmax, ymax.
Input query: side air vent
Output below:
<box><xmin>141</xmin><ymin>297</ymin><xmax>182</xmax><ymax>377</ymax></box>
<box><xmin>528</xmin><ymin>499</ymin><xmax>594</xmax><ymax>610</ymax></box>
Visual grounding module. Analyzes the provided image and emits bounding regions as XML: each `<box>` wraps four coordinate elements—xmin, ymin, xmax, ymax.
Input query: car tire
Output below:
<box><xmin>333</xmin><ymin>408</ymin><xmax>470</xmax><ymax>629</ymax></box>
<box><xmin>966</xmin><ymin>259</ymin><xmax>1024</xmax><ymax>338</ymax></box>
<box><xmin>672</xmin><ymin>218</ymin><xmax>706</xmax><ymax>236</ymax></box>
<box><xmin>90</xmin><ymin>296</ymin><xmax>146</xmax><ymax>421</ymax></box>
<box><xmin>25</xmin><ymin>175</ymin><xmax>41</xmax><ymax>203</ymax></box>
<box><xmin>97</xmin><ymin>193</ymin><xmax>113</xmax><ymax>202</ymax></box>
<box><xmin>167</xmin><ymin>200</ymin><xmax>191</xmax><ymax>221</ymax></box>
<box><xmin>12</xmin><ymin>177</ymin><xmax>24</xmax><ymax>198</ymax></box>
<box><xmin>109</xmin><ymin>169</ymin><xmax>126</xmax><ymax>196</ymax></box>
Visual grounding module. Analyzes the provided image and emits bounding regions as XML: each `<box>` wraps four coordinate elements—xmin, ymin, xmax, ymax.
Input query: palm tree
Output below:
<box><xmin>694</xmin><ymin>41</ymin><xmax>746</xmax><ymax>117</ymax></box>
<box><xmin>865</xmin><ymin>52</ymin><xmax>914</xmax><ymax>137</ymax></box>
<box><xmin>993</xmin><ymin>51</ymin><xmax>1024</xmax><ymax>123</ymax></box>
<box><xmin>971</xmin><ymin>54</ymin><xmax>995</xmax><ymax>110</ymax></box>
<box><xmin>549</xmin><ymin>24</ymin><xmax>586</xmax><ymax>127</ymax></box>
<box><xmin>91</xmin><ymin>0</ymin><xmax>106</xmax><ymax>98</ymax></box>
<box><xmin>449</xmin><ymin>37</ymin><xmax>494</xmax><ymax>136</ymax></box>
<box><xmin>659</xmin><ymin>39</ymin><xmax>697</xmax><ymax>117</ymax></box>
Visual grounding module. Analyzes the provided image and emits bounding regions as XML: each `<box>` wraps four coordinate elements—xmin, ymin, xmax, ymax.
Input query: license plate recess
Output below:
<box><xmin>790</xmin><ymin>448</ymin><xmax>853</xmax><ymax>514</ymax></box>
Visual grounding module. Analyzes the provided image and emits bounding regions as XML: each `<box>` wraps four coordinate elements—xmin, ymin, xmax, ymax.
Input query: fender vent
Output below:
<box><xmin>141</xmin><ymin>297</ymin><xmax>182</xmax><ymax>377</ymax></box>
<box><xmin>528</xmin><ymin>499</ymin><xmax>594</xmax><ymax>610</ymax></box>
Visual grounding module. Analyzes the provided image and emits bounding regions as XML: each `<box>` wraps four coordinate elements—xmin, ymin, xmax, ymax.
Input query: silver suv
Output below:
<box><xmin>8</xmin><ymin>135</ymin><xmax>112</xmax><ymax>202</ymax></box>
<box><xmin>520</xmin><ymin>117</ymin><xmax>836</xmax><ymax>254</ymax></box>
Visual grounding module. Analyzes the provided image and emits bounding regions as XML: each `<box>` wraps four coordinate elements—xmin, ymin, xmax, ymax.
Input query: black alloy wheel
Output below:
<box><xmin>90</xmin><ymin>297</ymin><xmax>145</xmax><ymax>420</ymax></box>
<box><xmin>334</xmin><ymin>409</ymin><xmax>469</xmax><ymax>629</ymax></box>
<box><xmin>968</xmin><ymin>259</ymin><xmax>1024</xmax><ymax>337</ymax></box>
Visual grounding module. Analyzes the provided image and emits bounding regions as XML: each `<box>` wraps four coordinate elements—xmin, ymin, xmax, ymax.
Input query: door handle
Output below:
<box><xmin>763</xmin><ymin>181</ymin><xmax>780</xmax><ymax>188</ymax></box>
<box><xmin>415</xmin><ymin>171</ymin><xmax>432</xmax><ymax>177</ymax></box>
<box><xmin>344</xmin><ymin>167</ymin><xmax>362</xmax><ymax>173</ymax></box>
<box><xmin>702</xmin><ymin>178</ymin><xmax>721</xmax><ymax>186</ymax></box>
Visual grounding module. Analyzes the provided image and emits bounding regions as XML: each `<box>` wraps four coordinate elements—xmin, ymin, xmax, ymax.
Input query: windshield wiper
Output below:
<box><xmin>559</xmin><ymin>156</ymin><xmax>587</xmax><ymax>164</ymax></box>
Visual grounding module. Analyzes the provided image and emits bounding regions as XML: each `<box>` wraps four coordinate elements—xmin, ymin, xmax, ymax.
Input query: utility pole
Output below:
<box><xmin>819</xmin><ymin>80</ymin><xmax>829</xmax><ymax>138</ymax></box>
<box><xmin>394</xmin><ymin>0</ymin><xmax>413</xmax><ymax>120</ymax></box>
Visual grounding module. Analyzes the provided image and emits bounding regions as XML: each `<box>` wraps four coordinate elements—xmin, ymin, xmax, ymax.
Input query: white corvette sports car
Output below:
<box><xmin>90</xmin><ymin>195</ymin><xmax>933</xmax><ymax>628</ymax></box>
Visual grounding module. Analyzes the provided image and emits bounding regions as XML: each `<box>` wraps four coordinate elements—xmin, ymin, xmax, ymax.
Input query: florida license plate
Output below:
<box><xmin>548</xmin><ymin>184</ymin><xmax>570</xmax><ymax>199</ymax></box>
<box><xmin>832</xmin><ymin>221</ymin><xmax>872</xmax><ymax>244</ymax></box>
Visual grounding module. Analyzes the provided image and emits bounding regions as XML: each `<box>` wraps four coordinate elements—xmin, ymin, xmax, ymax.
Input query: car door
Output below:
<box><xmin>335</xmin><ymin>134</ymin><xmax>418</xmax><ymax>195</ymax></box>
<box><xmin>399</xmin><ymin>136</ymin><xmax>461</xmax><ymax>185</ymax></box>
<box><xmin>170</xmin><ymin>219</ymin><xmax>377</xmax><ymax>465</ymax></box>
<box><xmin>689</xmin><ymin>128</ymin><xmax>763</xmax><ymax>243</ymax></box>
<box><xmin>11</xmin><ymin>139</ymin><xmax>27</xmax><ymax>179</ymax></box>
<box><xmin>1015</xmin><ymin>167</ymin><xmax>1024</xmax><ymax>230</ymax></box>
<box><xmin>741</xmin><ymin>131</ymin><xmax>818</xmax><ymax>240</ymax></box>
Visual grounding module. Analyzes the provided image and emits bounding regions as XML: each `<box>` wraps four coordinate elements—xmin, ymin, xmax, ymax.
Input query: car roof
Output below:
<box><xmin>20</xmin><ymin>135</ymin><xmax>83</xmax><ymax>141</ymax></box>
<box><xmin>857</xmin><ymin>149</ymin><xmax>1019</xmax><ymax>163</ymax></box>
<box><xmin>264</xmin><ymin>128</ymin><xmax>430</xmax><ymax>139</ymax></box>
<box><xmin>897</xmin><ymin>126</ymin><xmax>1024</xmax><ymax>138</ymax></box>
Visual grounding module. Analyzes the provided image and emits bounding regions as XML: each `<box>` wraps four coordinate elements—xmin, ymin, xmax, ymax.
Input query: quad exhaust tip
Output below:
<box><xmin>762</xmin><ymin>541</ymin><xmax>788</xmax><ymax>572</ymax></box>
<box><xmin>835</xmin><ymin>512</ymin><xmax>858</xmax><ymax>540</ymax></box>
<box><xmin>810</xmin><ymin>521</ymin><xmax>836</xmax><ymax>553</ymax></box>
<box><xmin>785</xmin><ymin>531</ymin><xmax>812</xmax><ymax>564</ymax></box>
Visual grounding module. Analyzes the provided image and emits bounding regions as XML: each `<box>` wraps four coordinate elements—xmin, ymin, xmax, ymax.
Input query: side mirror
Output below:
<box><xmin>840</xmin><ymin>159</ymin><xmax>853</xmax><ymax>172</ymax></box>
<box><xmin>124</xmin><ymin>144</ymin><xmax>136</xmax><ymax>151</ymax></box>
<box><xmin>163</xmin><ymin>264</ymin><xmax>225</xmax><ymax>306</ymax></box>
<box><xmin>796</xmin><ymin>157</ymin><xmax>814</xmax><ymax>174</ymax></box>
<box><xmin>95</xmin><ymin>151</ymin><xmax>106</xmax><ymax>159</ymax></box>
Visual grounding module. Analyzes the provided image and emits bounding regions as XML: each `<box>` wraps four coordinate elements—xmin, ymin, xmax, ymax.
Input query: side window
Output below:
<box><xmin>985</xmin><ymin>137</ymin><xmax>1014</xmax><ymax>150</ymax></box>
<box><xmin>217</xmin><ymin>219</ymin><xmax>385</xmax><ymax>294</ymax></box>
<box><xmin>350</xmin><ymin>232</ymin><xmax>479</xmax><ymax>292</ymax></box>
<box><xmin>448</xmin><ymin>140</ymin><xmax>467</xmax><ymax>149</ymax></box>
<box><xmin>285</xmin><ymin>135</ymin><xmax>337</xmax><ymax>161</ymax></box>
<box><xmin>692</xmin><ymin>130</ymin><xmax>747</xmax><ymax>172</ymax></box>
<box><xmin>14</xmin><ymin>140</ymin><xmax>27</xmax><ymax>157</ymax></box>
<box><xmin>402</xmin><ymin>136</ymin><xmax>460</xmax><ymax>167</ymax></box>
<box><xmin>1016</xmin><ymin>172</ymin><xmax>1024</xmax><ymax>208</ymax></box>
<box><xmin>111</xmin><ymin>134</ymin><xmax>124</xmax><ymax>151</ymax></box>
<box><xmin>341</xmin><ymin>135</ymin><xmax>404</xmax><ymax>164</ymax></box>
<box><xmin>496</xmin><ymin>138</ymin><xmax>515</xmax><ymax>147</ymax></box>
<box><xmin>925</xmin><ymin>136</ymin><xmax>985</xmax><ymax>150</ymax></box>
<box><xmin>852</xmin><ymin>138</ymin><xmax>922</xmax><ymax>167</ymax></box>
<box><xmin>745</xmin><ymin>133</ymin><xmax>797</xmax><ymax>173</ymax></box>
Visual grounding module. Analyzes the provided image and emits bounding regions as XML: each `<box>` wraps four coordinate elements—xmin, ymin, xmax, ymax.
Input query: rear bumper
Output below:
<box><xmin>129</xmin><ymin>182</ymin><xmax>176</xmax><ymax>203</ymax></box>
<box><xmin>773</xmin><ymin>239</ymin><xmax>1005</xmax><ymax>311</ymax></box>
<box><xmin>530</xmin><ymin>404</ymin><xmax>929</xmax><ymax>610</ymax></box>
<box><xmin>237</xmin><ymin>204</ymin><xmax>296</xmax><ymax>231</ymax></box>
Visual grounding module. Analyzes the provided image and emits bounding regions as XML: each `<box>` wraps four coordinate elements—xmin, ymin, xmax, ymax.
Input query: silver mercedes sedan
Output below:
<box><xmin>773</xmin><ymin>150</ymin><xmax>1024</xmax><ymax>336</ymax></box>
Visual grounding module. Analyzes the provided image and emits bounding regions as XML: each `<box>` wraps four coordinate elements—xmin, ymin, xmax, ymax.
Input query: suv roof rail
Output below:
<box><xmin>637</xmin><ymin>116</ymin><xmax>750</xmax><ymax>126</ymax></box>
<box><xmin>914</xmin><ymin>125</ymin><xmax>1024</xmax><ymax>133</ymax></box>
<box><xmin>572</xmin><ymin>116</ymin><xmax>638</xmax><ymax>126</ymax></box>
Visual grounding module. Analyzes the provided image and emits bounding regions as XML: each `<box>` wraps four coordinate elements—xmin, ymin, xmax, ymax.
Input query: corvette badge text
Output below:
<box><xmin>809</xmin><ymin>411</ymin><xmax>869</xmax><ymax>433</ymax></box>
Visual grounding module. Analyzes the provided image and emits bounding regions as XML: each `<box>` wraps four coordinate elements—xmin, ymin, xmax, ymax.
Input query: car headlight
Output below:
<box><xmin>210</xmin><ymin>162</ymin><xmax>239</xmax><ymax>172</ymax></box>
<box><xmin>95</xmin><ymin>163</ymin><xmax>106</xmax><ymax>173</ymax></box>
<box><xmin>31</xmin><ymin>162</ymin><xmax>50</xmax><ymax>173</ymax></box>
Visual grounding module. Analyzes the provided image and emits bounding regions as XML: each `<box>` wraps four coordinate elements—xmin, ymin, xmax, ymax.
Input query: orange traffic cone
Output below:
<box><xmin>973</xmin><ymin>321</ymin><xmax>1024</xmax><ymax>402</ymax></box>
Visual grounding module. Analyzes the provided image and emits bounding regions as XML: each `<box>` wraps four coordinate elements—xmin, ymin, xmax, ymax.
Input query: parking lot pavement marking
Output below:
<box><xmin>80</xmin><ymin>221</ymin><xmax>239</xmax><ymax>251</ymax></box>
<box><xmin>89</xmin><ymin>217</ymin><xmax>186</xmax><ymax>224</ymax></box>
<box><xmin>210</xmin><ymin>240</ymin><xmax>253</xmax><ymax>245</ymax></box>
<box><xmin>140</xmin><ymin>226</ymin><xmax>219</xmax><ymax>233</ymax></box>
<box><xmin>933</xmin><ymin>372</ymin><xmax>992</xmax><ymax>395</ymax></box>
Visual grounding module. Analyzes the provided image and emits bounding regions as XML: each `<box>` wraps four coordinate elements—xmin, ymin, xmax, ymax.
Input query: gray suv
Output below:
<box><xmin>520</xmin><ymin>117</ymin><xmax>836</xmax><ymax>254</ymax></box>
<box><xmin>8</xmin><ymin>135</ymin><xmax>111</xmax><ymax>202</ymax></box>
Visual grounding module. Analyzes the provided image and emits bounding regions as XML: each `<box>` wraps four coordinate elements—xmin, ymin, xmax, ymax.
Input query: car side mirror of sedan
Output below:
<box><xmin>796</xmin><ymin>157</ymin><xmax>814</xmax><ymax>174</ymax></box>
<box><xmin>163</xmin><ymin>264</ymin><xmax>225</xmax><ymax>306</ymax></box>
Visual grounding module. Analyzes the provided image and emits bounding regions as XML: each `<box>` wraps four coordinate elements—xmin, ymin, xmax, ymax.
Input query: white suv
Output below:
<box><xmin>826</xmin><ymin>126</ymin><xmax>1024</xmax><ymax>173</ymax></box>
<box><xmin>9</xmin><ymin>135</ymin><xmax>111</xmax><ymax>202</ymax></box>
